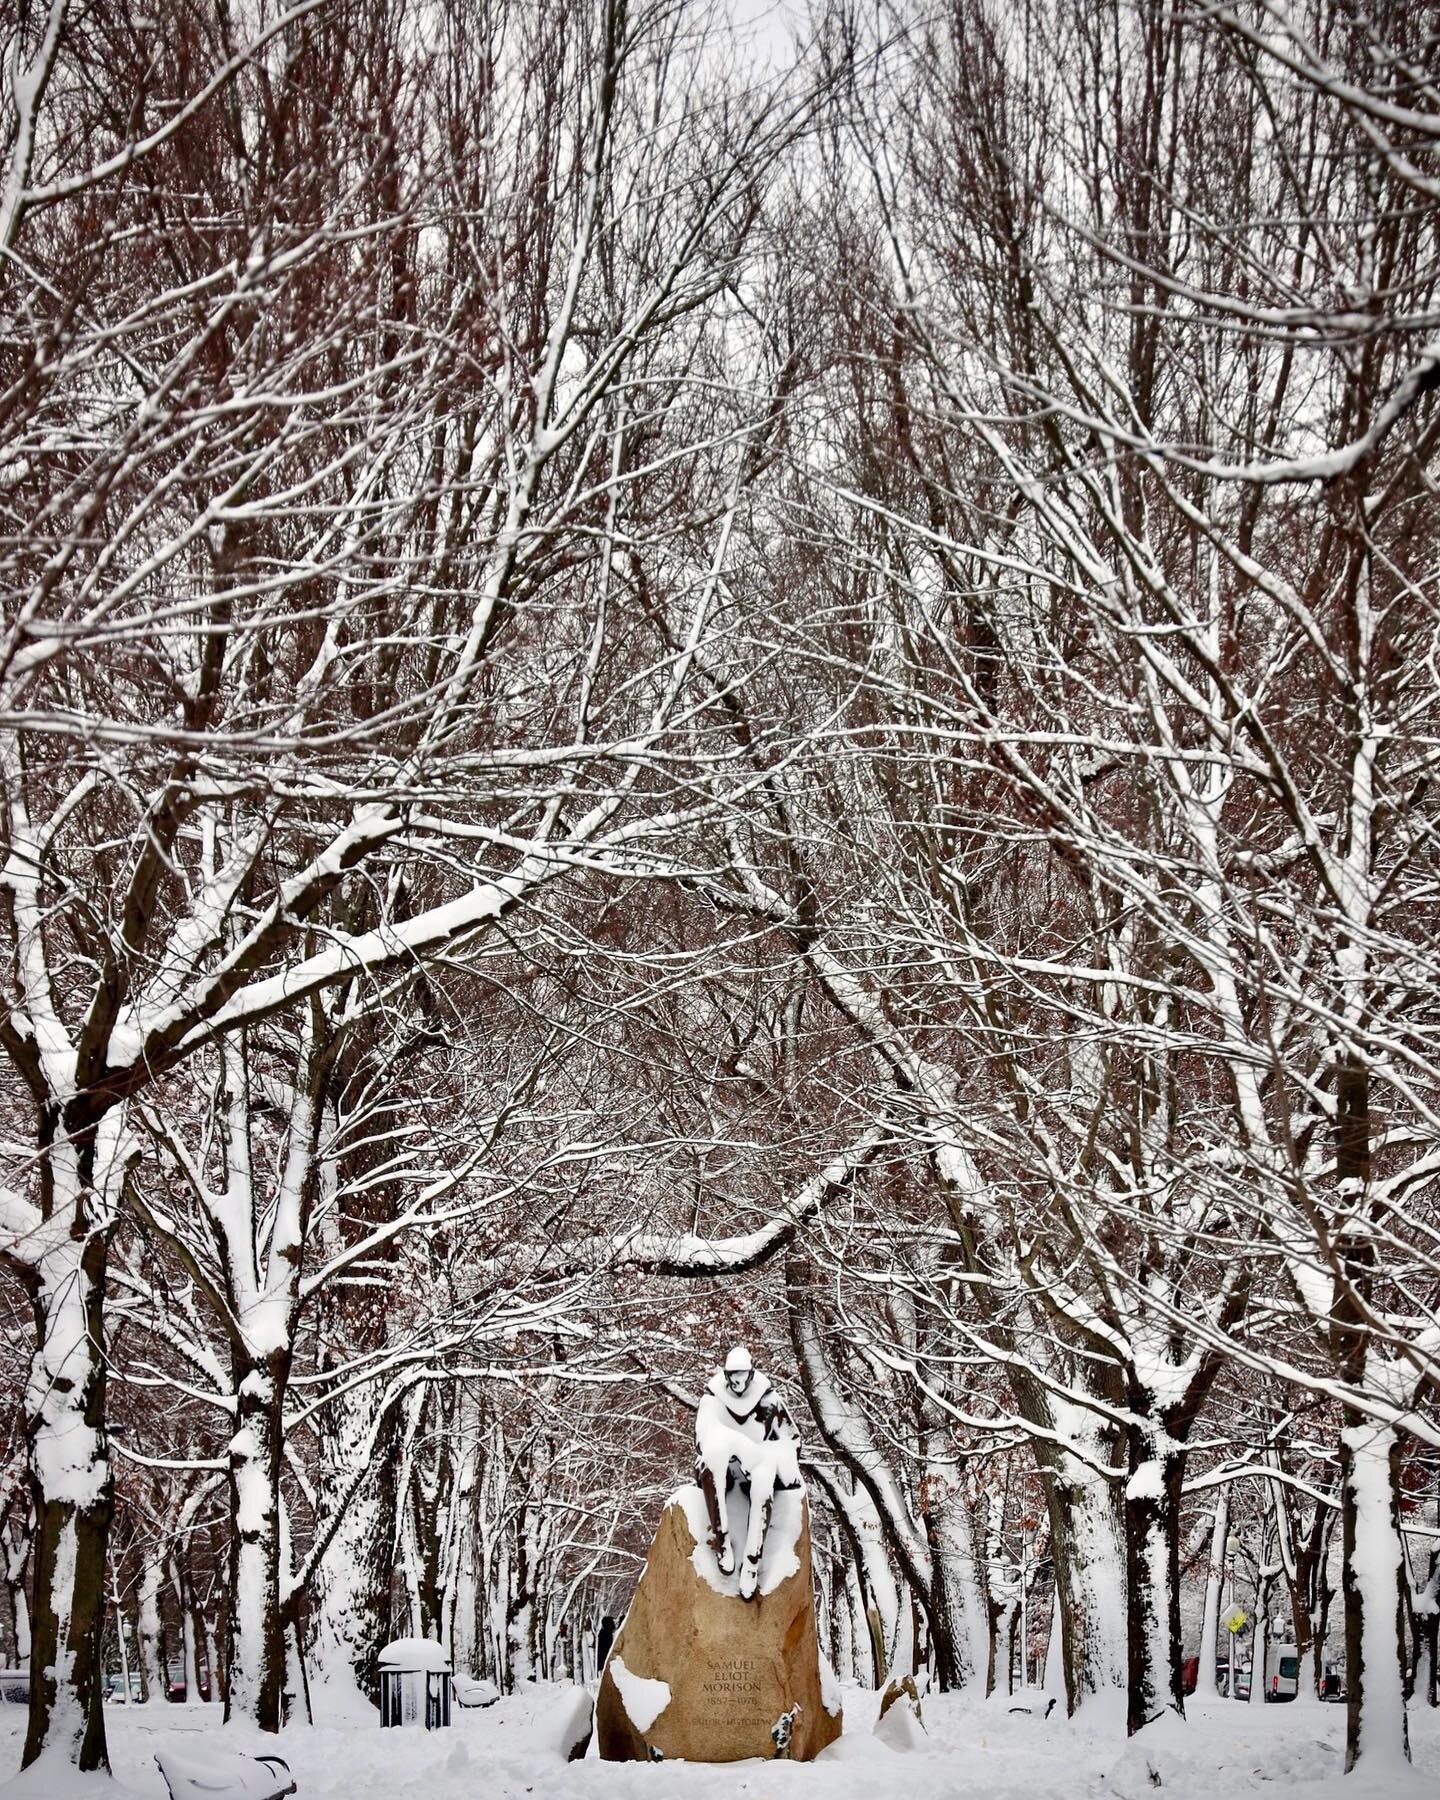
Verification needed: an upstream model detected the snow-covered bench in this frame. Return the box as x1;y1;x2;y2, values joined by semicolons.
155;1747;296;1800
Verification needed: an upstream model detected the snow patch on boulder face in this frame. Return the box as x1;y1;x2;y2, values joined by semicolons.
676;1480;802;1597
608;1656;670;1735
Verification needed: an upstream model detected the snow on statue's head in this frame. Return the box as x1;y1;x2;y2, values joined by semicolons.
723;1344;754;1395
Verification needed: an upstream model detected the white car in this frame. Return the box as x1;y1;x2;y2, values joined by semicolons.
1267;1645;1300;1702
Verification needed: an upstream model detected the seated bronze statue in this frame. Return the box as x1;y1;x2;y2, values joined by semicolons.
694;1345;801;1600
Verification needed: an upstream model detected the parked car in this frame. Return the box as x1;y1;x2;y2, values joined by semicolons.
452;1676;499;1709
0;1668;28;1706
104;1671;144;1704
167;1675;211;1702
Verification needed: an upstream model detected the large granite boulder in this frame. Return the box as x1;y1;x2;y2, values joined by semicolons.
596;1483;842;1762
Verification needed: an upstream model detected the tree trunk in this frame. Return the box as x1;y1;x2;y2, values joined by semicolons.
205;1612;223;1709
1341;1420;1411;1772
922;1467;986;1690
1125;1427;1185;1735
1043;1444;1127;1719
1414;1602;1438;1711
1295;1506;1337;1705
1286;1504;1328;1705
22;1225;113;1772
1195;1493;1228;1699
4;1514;32;1670
311;1395;400;1710
176;1562;201;1701
9;1581;30;1670
832;1557;854;1682
1042;1587;1064;1698
506;1504;538;1688
1330;1034;1411;1769
806;1461;895;1684
225;1351;288;1730
1250;1555;1277;1707
113;1583;133;1706
138;1551;164;1703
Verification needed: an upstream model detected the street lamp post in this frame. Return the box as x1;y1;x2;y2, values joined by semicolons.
1225;1533;1239;1699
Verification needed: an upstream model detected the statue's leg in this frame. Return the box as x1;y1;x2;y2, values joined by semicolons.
698;1460;734;1574
739;1461;776;1601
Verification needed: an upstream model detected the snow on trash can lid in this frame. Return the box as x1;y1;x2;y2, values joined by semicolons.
378;1637;451;1673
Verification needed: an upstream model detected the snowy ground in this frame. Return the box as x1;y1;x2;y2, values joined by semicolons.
2;1684;1438;1799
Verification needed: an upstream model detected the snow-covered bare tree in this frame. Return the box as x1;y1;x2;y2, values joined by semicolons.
0;0;822;1770
803;0;1440;1769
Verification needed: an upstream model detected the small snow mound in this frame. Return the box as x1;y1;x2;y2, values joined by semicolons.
998;1683;1056;1719
1106;1709;1195;1798
545;1685;595;1761
874;1696;927;1753
0;1749;145;1800
609;1655;671;1735
304;1664;384;1725
1267;1761;1435;1800
816;1733;893;1764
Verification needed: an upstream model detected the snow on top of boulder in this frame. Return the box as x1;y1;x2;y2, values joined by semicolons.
670;1482;803;1597
608;1655;671;1735
673;1482;726;1591
377;1637;450;1672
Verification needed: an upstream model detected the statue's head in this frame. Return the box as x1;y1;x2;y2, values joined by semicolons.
722;1344;754;1396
